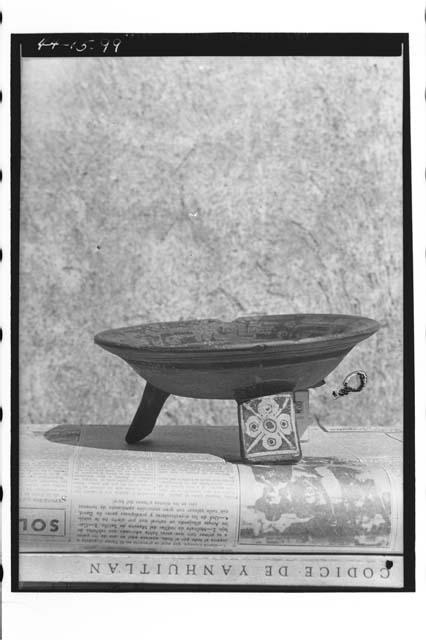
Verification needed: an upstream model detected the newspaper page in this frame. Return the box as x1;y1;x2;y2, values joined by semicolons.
19;424;403;555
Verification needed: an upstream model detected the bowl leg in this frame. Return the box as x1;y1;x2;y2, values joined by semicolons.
237;392;302;464
125;382;170;444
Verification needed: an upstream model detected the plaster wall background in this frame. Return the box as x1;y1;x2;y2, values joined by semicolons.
20;56;403;428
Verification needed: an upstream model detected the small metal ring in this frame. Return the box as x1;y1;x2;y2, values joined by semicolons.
343;370;367;393
332;370;367;398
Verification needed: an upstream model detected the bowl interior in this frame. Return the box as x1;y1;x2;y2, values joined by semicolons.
95;313;380;353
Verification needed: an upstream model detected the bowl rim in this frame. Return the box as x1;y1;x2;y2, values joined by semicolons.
94;313;381;359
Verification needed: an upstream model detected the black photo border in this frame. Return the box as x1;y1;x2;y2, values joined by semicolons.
10;32;414;592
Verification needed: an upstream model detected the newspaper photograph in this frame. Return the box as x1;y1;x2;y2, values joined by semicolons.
238;462;395;549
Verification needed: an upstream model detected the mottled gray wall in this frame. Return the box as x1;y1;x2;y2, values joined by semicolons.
20;56;403;428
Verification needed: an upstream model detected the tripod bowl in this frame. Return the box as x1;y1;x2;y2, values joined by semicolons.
94;314;380;400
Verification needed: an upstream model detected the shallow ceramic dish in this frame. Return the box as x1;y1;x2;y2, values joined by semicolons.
95;313;380;459
95;313;380;401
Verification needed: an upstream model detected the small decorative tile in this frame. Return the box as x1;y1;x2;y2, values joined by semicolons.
238;393;301;464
